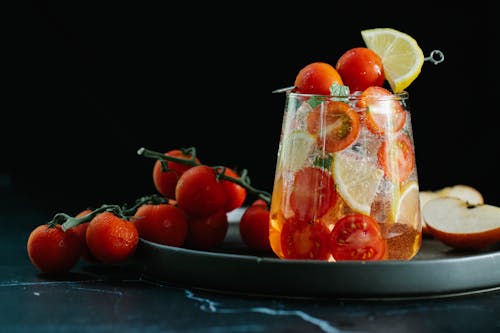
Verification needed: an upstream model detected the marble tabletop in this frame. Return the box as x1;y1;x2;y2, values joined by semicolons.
1;190;499;333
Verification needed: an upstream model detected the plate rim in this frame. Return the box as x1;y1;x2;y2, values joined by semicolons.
135;235;500;299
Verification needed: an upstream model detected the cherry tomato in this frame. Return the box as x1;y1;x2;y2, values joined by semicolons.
184;210;228;250
307;101;360;153
336;47;385;92
250;198;268;208
329;214;386;260
175;165;228;217
357;86;406;135
281;219;331;260
27;224;82;274
289;167;337;223
377;133;415;183
67;209;98;262
86;212;139;263
294;62;343;95
133;203;188;247
153;149;201;199
239;204;271;252
221;167;247;212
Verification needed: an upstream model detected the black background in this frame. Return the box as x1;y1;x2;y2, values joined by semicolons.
4;1;499;215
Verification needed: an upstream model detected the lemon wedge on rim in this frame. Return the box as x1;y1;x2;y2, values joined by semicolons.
361;28;424;93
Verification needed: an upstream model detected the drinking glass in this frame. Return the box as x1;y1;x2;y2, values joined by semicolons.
269;89;422;261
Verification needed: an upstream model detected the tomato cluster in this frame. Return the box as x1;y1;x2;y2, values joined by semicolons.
27;208;140;274
149;153;248;250
26;147;272;275
148;149;271;252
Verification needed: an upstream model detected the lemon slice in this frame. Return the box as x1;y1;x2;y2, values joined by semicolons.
395;181;420;228
280;130;316;171
361;28;424;93
333;152;384;215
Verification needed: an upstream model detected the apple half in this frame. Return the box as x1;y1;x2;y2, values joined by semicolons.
436;184;484;205
419;185;484;236
422;197;500;250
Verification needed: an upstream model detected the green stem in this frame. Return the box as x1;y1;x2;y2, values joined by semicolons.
121;194;169;215
55;194;169;231
137;147;272;206
214;167;272;205
57;204;123;231
137;147;199;167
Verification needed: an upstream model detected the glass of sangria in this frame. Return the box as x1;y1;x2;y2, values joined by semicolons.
269;86;422;261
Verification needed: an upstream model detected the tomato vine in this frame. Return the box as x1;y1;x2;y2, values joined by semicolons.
137;147;272;206
49;194;168;231
45;146;271;231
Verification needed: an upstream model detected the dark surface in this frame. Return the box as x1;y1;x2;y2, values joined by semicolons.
2;192;500;333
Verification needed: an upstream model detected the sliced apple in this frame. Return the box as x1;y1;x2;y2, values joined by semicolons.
436;184;484;205
419;184;484;236
422;197;500;250
419;191;441;235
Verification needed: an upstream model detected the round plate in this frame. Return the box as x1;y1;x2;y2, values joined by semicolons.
134;209;500;299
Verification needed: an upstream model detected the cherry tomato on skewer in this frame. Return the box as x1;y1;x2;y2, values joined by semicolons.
336;47;385;92
294;62;343;95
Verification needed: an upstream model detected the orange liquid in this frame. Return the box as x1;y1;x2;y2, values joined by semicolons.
270;189;421;260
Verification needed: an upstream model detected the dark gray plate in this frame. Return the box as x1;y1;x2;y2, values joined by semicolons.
134;211;500;300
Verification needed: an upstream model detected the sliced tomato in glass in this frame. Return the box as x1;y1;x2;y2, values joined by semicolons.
329;213;386;261
306;101;360;153
357;86;406;135
377;132;415;183
281;219;331;260
289;167;337;223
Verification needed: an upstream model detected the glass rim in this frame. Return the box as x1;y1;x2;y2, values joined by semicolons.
287;90;409;101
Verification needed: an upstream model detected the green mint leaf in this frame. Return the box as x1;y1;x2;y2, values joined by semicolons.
314;154;333;170
329;83;350;102
307;95;324;108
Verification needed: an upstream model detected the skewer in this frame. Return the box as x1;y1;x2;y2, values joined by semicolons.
272;50;445;93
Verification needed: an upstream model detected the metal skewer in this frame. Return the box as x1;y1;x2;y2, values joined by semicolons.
272;86;295;94
273;50;445;93
424;50;445;65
